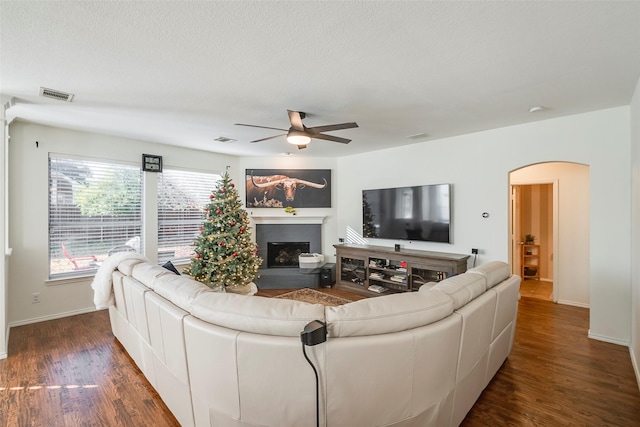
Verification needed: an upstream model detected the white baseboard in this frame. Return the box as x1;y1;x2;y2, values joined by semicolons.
588;329;630;347
557;299;590;309
8;306;99;328
631;346;640;392
1;326;8;359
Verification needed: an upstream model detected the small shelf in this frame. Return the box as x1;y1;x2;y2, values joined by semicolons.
521;244;540;280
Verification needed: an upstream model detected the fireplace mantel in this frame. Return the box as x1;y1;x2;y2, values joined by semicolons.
251;215;326;225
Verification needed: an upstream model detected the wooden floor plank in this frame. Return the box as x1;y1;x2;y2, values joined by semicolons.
1;293;638;426
0;310;178;427
462;297;640;426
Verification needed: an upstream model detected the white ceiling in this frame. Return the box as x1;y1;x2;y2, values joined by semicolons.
2;1;639;158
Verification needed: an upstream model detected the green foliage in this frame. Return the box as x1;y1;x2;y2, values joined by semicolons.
75;169;141;216
183;172;263;289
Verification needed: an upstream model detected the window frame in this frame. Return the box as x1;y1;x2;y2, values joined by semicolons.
48;154;144;280
157;167;222;265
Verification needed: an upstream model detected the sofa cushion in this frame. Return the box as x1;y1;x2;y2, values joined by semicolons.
325;289;453;337
131;262;174;289
118;258;146;276
190;293;326;337
467;261;511;289
153;274;213;311
430;273;486;310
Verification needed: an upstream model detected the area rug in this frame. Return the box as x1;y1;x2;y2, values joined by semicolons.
275;288;352;307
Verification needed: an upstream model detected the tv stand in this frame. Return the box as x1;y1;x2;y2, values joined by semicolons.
334;244;469;296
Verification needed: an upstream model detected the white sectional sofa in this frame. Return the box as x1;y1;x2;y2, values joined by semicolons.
107;259;520;427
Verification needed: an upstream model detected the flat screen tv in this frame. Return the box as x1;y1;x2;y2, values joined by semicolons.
362;183;451;243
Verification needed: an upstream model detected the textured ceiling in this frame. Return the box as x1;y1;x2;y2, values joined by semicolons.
2;1;639;158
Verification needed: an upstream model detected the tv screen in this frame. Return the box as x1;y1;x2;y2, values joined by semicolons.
362;184;451;243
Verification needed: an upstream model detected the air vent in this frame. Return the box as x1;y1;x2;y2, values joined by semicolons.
39;87;74;102
214;137;236;143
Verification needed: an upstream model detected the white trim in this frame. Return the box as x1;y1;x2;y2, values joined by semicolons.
588;329;630;347
8;306;99;328
251;215;326;225
631;346;640;392
557;299;590;309
46;275;93;286
1;326;8;359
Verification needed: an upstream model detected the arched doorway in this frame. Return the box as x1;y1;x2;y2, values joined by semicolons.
509;162;590;307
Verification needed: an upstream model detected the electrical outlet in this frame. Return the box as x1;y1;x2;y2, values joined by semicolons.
32;292;41;303
471;248;479;254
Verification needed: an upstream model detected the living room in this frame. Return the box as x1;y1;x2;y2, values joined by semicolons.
1;1;639;423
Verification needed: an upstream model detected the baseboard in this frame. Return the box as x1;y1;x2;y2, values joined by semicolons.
631;346;640;392
8;306;99;328
1;326;9;359
556;299;590;309
587;329;630;347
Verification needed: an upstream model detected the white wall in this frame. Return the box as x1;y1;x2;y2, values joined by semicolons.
631;75;640;389
336;107;631;345
511;163;589;307
0;100;8;358
7;122;238;326
237;156;339;260
4;105;636;351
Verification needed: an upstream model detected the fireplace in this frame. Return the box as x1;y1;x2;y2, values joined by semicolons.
253;222;323;288
267;241;310;268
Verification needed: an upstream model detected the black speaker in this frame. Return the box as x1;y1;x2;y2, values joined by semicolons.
318;263;336;288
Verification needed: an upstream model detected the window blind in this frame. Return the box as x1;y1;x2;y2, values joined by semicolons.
157;169;221;263
49;156;143;278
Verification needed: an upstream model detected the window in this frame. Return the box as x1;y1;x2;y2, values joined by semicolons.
157;169;221;263
394;187;414;219
49;156;143;278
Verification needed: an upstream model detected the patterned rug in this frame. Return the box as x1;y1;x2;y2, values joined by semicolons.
275;288;352;307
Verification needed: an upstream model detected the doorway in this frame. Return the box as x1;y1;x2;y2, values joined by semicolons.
509;162;590;307
511;183;554;301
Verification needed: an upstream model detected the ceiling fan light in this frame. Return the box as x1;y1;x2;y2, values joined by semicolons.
287;132;311;146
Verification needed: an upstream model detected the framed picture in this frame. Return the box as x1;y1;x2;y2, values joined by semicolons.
245;169;331;208
142;154;163;172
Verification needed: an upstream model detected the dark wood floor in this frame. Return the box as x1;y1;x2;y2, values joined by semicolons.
1;292;639;426
463;297;640;426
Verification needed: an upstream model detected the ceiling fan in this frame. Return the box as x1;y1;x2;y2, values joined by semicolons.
235;110;358;150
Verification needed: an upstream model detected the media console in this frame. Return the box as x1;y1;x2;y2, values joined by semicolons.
334;244;470;296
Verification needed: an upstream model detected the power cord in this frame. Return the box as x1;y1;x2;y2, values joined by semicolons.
301;320;327;427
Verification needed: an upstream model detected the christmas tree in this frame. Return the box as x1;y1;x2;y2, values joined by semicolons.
184;172;262;290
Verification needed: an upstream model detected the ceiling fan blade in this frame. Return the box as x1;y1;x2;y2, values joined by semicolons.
250;134;287;143
306;122;359;133
235;123;289;132
287;110;305;131
312;133;351;144
297;144;308;150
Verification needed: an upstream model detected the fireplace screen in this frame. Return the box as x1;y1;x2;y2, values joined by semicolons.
267;242;310;268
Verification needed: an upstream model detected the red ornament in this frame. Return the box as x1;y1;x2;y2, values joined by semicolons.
216;209;221;214
222;188;227;193
233;252;238;257
209;194;214;199
195;253;201;259
239;227;245;233
231;183;235;188
230;221;236;226
218;241;225;246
